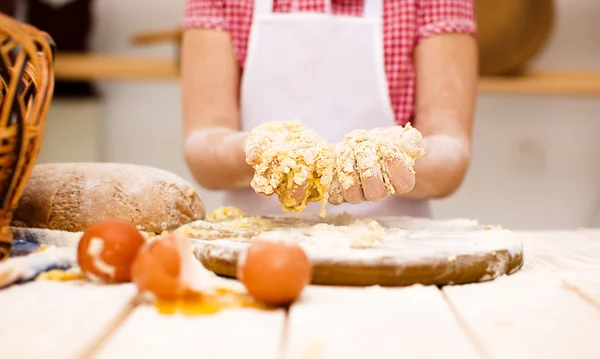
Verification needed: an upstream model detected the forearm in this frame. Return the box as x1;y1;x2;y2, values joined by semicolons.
184;127;254;190
405;33;477;199
401;134;470;199
181;29;247;190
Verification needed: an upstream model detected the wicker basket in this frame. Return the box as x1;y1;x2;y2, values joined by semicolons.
0;14;55;261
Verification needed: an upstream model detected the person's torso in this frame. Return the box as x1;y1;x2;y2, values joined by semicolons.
226;0;419;126
221;0;430;218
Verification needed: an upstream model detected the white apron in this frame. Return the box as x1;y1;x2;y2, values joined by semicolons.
222;0;430;218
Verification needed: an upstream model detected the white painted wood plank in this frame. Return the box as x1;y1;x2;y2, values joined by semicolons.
94;301;286;359
517;231;600;274
562;275;600;309
0;281;136;359
562;228;600;302
443;271;600;359
517;231;600;306
578;227;600;241
283;285;481;359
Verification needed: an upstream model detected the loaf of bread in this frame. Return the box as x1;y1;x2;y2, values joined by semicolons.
11;163;206;233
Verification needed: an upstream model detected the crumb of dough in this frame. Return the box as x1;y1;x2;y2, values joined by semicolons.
349;220;386;248
245;120;334;217
34;244;50;253
35;268;85;281
185;187;197;197
370;122;425;160
206;206;248;222
309;217;385;248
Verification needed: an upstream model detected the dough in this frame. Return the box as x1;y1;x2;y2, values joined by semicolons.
245;120;334;215
11;163;205;233
245;120;425;215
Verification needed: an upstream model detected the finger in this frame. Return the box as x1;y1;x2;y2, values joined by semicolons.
245;145;261;166
251;168;282;197
342;182;364;204
328;175;344;205
355;140;387;201
360;173;388;201
387;157;416;194
250;170;270;197
278;166;312;211
289;180;309;208
400;123;425;158
244;133;265;166
335;142;364;204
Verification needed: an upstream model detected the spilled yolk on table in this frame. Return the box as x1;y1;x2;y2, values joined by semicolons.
153;287;269;316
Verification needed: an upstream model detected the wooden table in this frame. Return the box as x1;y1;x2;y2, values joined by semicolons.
2;229;599;359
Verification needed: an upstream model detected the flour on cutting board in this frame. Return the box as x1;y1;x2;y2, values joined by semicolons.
188;213;523;282
193;225;522;264
257;217;388;249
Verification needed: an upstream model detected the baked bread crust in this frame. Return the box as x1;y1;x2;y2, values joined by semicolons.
11;163;206;233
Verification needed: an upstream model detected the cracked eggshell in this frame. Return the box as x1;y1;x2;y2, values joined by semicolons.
77;220;146;283
131;232;207;300
131;234;182;299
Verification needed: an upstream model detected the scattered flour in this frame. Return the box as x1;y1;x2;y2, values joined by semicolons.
187;214;523;283
258;216;386;250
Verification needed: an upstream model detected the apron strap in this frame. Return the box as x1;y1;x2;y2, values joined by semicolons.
363;0;384;20
254;0;274;17
323;0;331;14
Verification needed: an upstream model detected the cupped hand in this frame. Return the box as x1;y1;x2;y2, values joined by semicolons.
244;120;332;211
327;128;417;205
250;158;314;210
245;121;423;211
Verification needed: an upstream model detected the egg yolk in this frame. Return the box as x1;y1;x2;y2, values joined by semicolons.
132;232;271;316
153;287;269;316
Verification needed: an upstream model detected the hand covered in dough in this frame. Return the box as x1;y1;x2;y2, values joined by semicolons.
328;124;425;205
244;120;333;213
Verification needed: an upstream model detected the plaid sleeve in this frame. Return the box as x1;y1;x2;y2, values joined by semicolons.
183;0;229;31
416;0;477;42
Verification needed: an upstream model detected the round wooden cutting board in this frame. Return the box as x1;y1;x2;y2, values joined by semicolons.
475;0;555;75
181;215;524;287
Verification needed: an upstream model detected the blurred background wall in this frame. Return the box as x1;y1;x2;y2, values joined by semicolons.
27;0;600;230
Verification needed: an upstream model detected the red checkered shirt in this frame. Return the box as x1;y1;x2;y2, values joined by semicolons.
183;0;477;126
